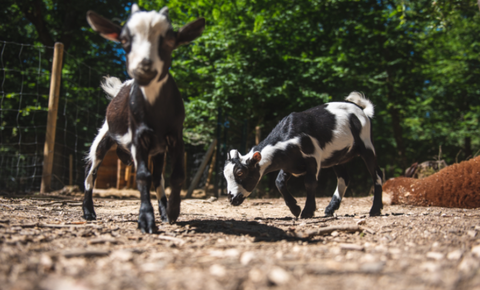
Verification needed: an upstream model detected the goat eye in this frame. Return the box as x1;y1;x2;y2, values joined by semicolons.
235;169;245;177
121;38;131;53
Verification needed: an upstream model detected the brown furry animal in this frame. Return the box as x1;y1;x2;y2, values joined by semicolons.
383;156;480;208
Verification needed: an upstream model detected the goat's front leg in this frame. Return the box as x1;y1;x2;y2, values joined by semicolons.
167;138;185;223
133;145;156;233
151;153;168;223
275;170;301;218
360;148;383;216
301;162;318;219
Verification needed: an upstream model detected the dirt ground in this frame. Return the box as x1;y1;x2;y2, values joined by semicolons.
1;190;480;290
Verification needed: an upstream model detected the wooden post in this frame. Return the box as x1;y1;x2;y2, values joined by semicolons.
116;159;122;189
255;126;261;145
186;139;217;198
69;154;73;186
204;147;216;195
40;42;64;193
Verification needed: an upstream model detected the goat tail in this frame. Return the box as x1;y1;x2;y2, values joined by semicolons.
100;76;123;100
345;91;374;118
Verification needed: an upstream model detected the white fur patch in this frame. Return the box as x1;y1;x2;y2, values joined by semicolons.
125;10;170;79
376;173;383;186
85;121;109;190
325;102;375;153
100;77;126;99
155;175;166;200
345;91;374;118
223;161;251;198
256;138;302;176
333;177;348;199
87;121;109;164
115;128;132;150
131;145;138;169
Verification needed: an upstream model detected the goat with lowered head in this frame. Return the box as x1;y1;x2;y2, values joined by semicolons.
224;92;383;218
83;4;205;233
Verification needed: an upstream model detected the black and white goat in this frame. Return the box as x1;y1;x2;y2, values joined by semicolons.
83;4;205;233
224;92;383;218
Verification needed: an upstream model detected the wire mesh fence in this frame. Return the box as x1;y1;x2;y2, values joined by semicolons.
0;41;108;193
0;40;246;196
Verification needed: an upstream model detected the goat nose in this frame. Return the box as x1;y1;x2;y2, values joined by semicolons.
140;58;153;69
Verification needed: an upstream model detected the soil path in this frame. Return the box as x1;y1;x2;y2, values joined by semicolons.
1;195;480;290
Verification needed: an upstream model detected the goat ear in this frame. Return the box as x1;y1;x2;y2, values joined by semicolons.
227;153;231;161
86;11;122;42
175;18;206;47
248;152;262;167
159;7;169;17
131;4;140;14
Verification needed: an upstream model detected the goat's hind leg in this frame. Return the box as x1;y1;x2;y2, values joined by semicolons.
83;123;113;220
360;148;383;216
325;164;350;216
167;137;185;223
275;170;301;218
151;153;168;223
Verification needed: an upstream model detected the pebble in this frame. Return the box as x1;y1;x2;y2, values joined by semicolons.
471;245;480;258
209;264;226;277
110;250;133;262
426;252;444;260
240;251;256;265
268;266;290;285
467;230;477;238
447;249;463;260
360;261;385;273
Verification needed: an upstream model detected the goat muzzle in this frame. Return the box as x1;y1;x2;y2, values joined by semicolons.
229;192;245;206
133;68;158;86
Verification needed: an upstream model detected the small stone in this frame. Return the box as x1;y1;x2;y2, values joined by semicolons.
421;262;441;272
268;266;290;285
209;264;226;277
356;219;366;225
249;268;264;283
447;249;463;261
471;245;480;258
331;231;339;237
426;252;444;260
459;256;480;273
40;254;53;271
340;243;364;251
360;261;384;273
110;250;133;262
467;231;477;238
240;251;256;265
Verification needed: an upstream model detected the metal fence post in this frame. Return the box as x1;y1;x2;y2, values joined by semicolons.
40;42;64;193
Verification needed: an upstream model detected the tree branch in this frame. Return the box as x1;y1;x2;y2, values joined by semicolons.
18;0;54;47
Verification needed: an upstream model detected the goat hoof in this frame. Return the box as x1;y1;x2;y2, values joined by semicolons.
82;212;97;220
369;209;381;217
289;205;301;218
82;205;97;220
324;211;334;217
300;210;314;219
167;200;180;224
138;209;156;234
160;212;169;223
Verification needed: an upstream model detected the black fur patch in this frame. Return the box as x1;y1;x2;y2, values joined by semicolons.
325;195;341;216
299;135;315;155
